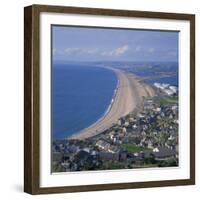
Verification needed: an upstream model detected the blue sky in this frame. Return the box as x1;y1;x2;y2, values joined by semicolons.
52;26;178;62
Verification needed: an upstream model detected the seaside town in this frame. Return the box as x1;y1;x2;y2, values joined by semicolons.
52;78;179;172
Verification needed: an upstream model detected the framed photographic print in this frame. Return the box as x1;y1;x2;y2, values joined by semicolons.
24;4;195;194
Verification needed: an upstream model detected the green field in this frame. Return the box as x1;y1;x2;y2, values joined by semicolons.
160;96;178;105
120;144;147;153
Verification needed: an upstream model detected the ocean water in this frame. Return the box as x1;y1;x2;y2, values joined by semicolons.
52;63;117;140
144;74;178;86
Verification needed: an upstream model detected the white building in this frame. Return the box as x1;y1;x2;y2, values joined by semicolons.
164;89;174;96
154;82;178;96
169;86;178;93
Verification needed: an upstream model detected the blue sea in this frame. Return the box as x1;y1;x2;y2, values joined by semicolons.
52;63;117;140
144;75;178;86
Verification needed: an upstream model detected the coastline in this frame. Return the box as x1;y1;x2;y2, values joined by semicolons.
100;73;120;125
69;68;155;140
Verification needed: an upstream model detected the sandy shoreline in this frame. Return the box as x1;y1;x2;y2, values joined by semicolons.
69;68;155;140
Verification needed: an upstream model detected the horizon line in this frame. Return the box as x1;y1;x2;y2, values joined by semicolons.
52;60;178;63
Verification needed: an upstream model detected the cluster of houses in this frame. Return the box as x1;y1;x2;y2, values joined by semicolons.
52;93;179;172
153;83;178;96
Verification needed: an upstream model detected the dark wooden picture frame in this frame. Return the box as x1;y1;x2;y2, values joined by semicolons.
24;4;195;195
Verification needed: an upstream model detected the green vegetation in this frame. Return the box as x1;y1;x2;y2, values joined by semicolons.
120;144;148;153
103;161;127;170
158;158;178;167
160;96;178;105
52;162;65;172
133;164;158;168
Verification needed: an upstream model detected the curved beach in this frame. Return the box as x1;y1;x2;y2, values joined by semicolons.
69;68;155;140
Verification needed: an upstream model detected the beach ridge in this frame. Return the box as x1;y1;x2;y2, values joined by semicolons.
69;68;155;140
